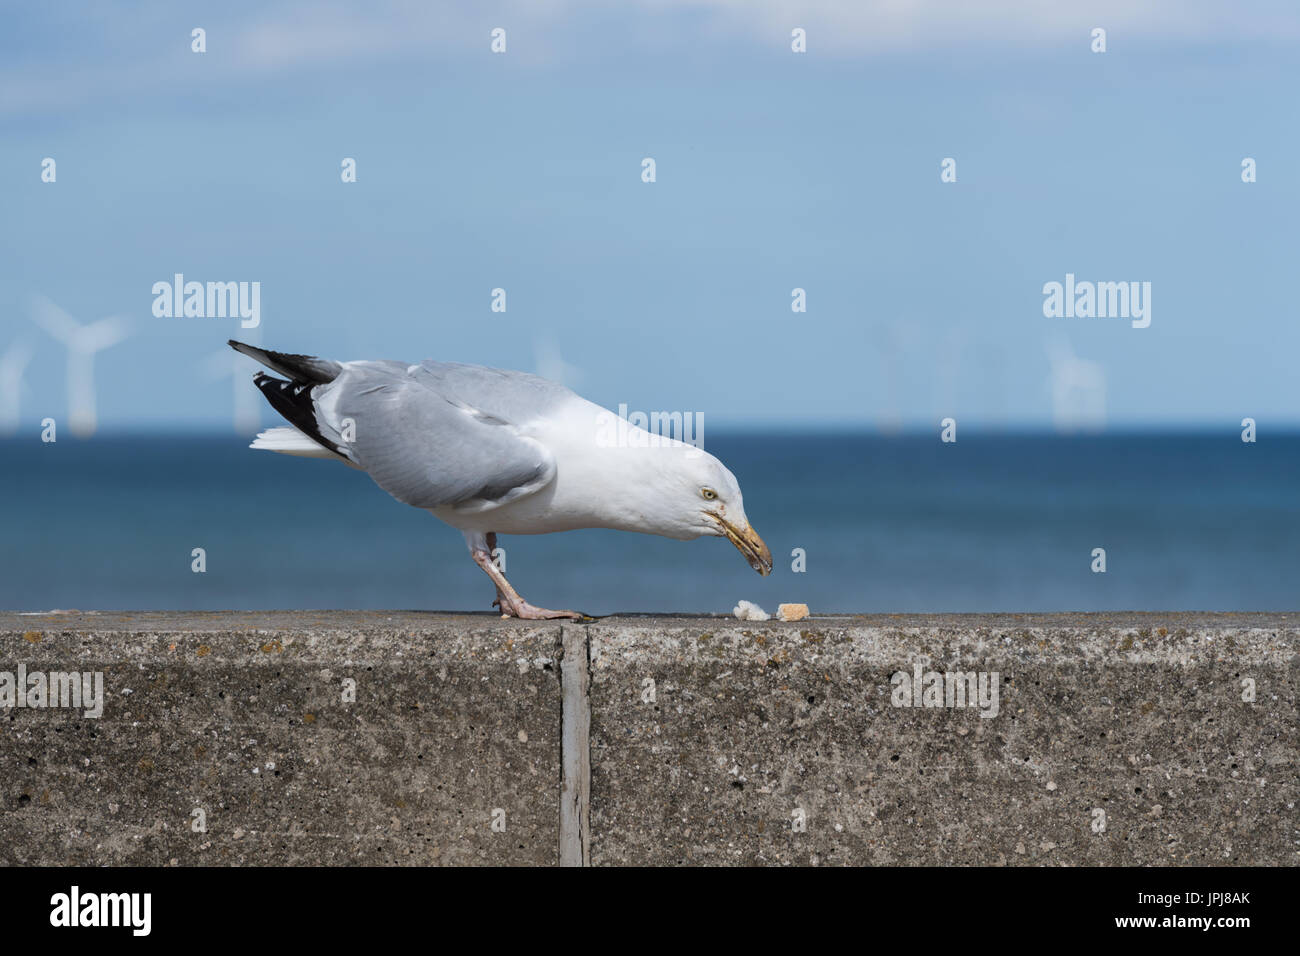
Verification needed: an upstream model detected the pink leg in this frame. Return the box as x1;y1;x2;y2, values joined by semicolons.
485;533;509;611
471;539;585;621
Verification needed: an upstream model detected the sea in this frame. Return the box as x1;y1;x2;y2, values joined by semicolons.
1;432;1296;614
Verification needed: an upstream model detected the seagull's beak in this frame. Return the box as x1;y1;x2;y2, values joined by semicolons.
708;512;773;576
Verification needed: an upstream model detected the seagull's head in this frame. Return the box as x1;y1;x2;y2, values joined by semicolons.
667;450;772;576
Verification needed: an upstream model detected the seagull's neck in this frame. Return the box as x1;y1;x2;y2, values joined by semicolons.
533;403;703;539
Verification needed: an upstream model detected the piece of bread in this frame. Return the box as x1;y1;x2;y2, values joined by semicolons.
732;600;770;621
777;603;809;622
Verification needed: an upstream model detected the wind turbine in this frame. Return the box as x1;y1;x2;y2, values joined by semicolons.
870;318;918;434
935;324;969;425
0;338;36;436
200;324;264;434
1046;335;1106;433
533;336;581;389
30;295;130;438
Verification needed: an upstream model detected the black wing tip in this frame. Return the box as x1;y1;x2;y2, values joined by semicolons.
230;341;341;385
251;371;346;456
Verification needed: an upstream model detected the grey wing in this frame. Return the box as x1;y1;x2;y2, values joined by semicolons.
314;363;556;511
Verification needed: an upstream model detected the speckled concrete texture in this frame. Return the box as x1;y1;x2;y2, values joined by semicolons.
0;611;563;865
2;611;1296;866
587;614;1299;865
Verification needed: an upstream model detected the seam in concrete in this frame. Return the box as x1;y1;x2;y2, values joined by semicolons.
558;623;591;866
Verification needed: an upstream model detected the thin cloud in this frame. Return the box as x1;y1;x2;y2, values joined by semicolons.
3;0;1296;117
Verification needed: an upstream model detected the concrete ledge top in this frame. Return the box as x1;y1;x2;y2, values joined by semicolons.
4;612;1296;669
4;610;1300;632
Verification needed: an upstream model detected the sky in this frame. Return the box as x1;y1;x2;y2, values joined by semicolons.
1;0;1297;433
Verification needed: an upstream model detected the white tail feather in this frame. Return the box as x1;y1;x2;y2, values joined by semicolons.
250;426;355;465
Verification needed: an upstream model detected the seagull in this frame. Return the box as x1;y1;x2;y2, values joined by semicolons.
229;340;772;619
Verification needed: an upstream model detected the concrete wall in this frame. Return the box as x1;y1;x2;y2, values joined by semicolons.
1;612;561;865
2;612;1296;866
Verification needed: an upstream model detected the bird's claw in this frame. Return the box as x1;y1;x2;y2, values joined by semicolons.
498;597;585;620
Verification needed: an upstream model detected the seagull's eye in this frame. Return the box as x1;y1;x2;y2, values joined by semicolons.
701;487;717;500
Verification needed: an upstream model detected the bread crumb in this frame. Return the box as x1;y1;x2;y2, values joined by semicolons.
777;603;809;622
733;600;770;621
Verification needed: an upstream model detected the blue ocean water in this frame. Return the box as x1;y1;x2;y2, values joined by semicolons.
1;432;1296;613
